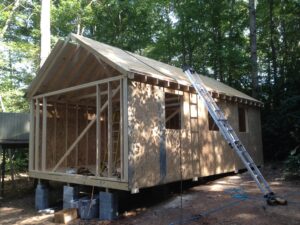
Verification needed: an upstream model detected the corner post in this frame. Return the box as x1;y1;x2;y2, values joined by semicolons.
29;99;35;171
35;98;40;170
122;77;128;181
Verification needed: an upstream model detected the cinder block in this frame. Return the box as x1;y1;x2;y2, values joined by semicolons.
99;192;118;220
63;185;79;209
35;183;49;210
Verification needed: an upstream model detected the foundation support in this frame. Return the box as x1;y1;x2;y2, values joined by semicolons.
99;191;118;220
63;185;79;209
35;182;49;210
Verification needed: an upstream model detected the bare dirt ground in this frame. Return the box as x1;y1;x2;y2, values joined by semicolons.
0;164;299;225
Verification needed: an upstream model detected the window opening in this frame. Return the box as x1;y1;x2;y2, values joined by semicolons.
165;93;182;129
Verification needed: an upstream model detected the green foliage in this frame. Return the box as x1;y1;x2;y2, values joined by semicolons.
0;0;299;163
284;147;300;179
4;150;28;173
0;0;40;112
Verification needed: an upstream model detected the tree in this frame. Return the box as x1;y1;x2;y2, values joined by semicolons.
0;0;21;39
40;0;51;66
248;0;259;98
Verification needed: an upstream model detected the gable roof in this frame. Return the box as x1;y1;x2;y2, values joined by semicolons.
28;33;261;104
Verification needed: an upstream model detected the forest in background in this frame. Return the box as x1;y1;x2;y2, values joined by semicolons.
0;0;299;165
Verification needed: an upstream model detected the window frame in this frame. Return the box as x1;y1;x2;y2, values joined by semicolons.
238;106;248;133
164;92;183;130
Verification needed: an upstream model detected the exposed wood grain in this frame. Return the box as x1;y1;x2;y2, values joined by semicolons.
41;97;47;171
107;82;112;177
29;100;35;171
34;99;40;170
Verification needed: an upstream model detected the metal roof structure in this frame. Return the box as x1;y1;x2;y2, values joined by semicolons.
0;112;29;145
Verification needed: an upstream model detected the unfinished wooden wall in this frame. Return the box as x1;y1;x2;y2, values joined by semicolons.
43;103;96;171
128;80;263;190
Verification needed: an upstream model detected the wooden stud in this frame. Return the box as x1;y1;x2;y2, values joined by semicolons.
53;103;57;168
120;79;123;180
85;105;89;166
122;77;128;181
65;104;68;167
29;100;35;171
35;99;40;170
52;117;96;172
107;82;112;177
52;84;121;172
41;97;47;171
75;104;78;167
96;85;101;176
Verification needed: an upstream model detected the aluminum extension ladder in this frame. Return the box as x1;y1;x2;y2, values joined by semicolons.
183;67;286;205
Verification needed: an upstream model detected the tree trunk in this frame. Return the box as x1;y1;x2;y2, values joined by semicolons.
227;0;235;86
181;17;187;66
248;0;258;98
269;0;278;85
0;0;20;39
40;0;51;67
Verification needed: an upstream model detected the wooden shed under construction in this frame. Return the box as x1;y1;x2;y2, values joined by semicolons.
27;34;263;193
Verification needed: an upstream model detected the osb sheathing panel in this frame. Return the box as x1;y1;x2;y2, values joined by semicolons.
128;81;263;189
198;100;263;176
128;82;195;188
165;130;181;183
128;82;163;189
233;106;263;170
198;100;236;177
181;92;193;179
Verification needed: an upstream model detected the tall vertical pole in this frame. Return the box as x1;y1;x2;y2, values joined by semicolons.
1;146;5;197
41;97;47;171
96;85;101;176
119;79;123;180
75;104;78;167
107;82;112;177
122;78;128;181
29;100;35;171
65;104;68;167
35;98;40;170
